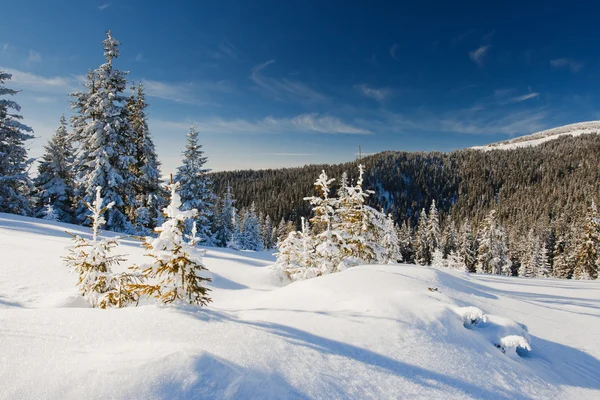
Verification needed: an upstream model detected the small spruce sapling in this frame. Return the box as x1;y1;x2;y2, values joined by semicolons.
64;187;139;308
132;180;212;305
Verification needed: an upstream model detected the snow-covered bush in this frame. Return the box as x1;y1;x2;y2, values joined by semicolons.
455;306;487;328
132;181;212;306
64;187;139;308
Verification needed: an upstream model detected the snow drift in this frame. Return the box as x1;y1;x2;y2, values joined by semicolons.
1;213;599;399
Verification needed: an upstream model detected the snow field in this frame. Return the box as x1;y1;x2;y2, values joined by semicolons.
1;213;599;399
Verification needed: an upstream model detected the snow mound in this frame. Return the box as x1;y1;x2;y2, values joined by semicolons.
472;120;600;151
454;306;531;358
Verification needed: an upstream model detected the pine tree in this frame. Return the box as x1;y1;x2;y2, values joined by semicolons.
477;210;511;275
0;71;34;215
415;208;431;265
335;164;383;267
175;125;216;244
305;170;342;273
241;203;264;251
33;115;75;222
64;187;139;308
553;230;574;279
427;200;441;253
69;31;135;233
442;217;458;258
273;217;318;281
519;229;538;278
127;82;165;234
572;201;600;280
133;181;212;305
229;207;243;249
381;214;401;264
214;183;235;247
398;220;414;264
460;220;477;272
262;215;275;249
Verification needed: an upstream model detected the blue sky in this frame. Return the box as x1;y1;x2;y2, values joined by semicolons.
1;1;599;172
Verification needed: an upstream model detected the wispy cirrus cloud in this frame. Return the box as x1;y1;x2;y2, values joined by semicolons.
450;30;474;48
98;3;110;10
214;39;241;60
494;88;540;104
550;58;583;73
355;84;391;102
469;45;490;66
381;106;547;136
251;60;327;103
390;43;400;60
26;50;42;66
141;78;233;105
154;113;371;135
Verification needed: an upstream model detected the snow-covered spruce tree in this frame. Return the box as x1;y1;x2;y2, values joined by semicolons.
476;210;511;275
415;208;431;265
304;170;342;274
427;200;441;254
133;181;212;305
460;220;477;272
381;214;401;264
241;203;264;251
175;125;216;245
335;164;385;268
42;203;60;221
431;248;446;268
262;215;275;249
69;31;136;233
519;229;539;278
214;183;235;247
127;82;165;234
553;230;574;279
572;201;600;280
64;187;139;308
442;217;458;259
33;115;75;222
229;207;243;249
0;71;34;215
538;242;551;277
398;220;415;264
273;217;318;281
275;217;295;244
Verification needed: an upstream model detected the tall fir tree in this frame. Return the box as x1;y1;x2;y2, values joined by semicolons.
427;200;441;253
477;210;511;275
174;125;216;244
241;203;264;251
69;31;136;233
127;82;165;234
0;71;34;215
460;220;477;272
572;201;600;280
441;217;458;258
398;220;415;264
33;115;75;222
415;208;431;265
214;183;236;247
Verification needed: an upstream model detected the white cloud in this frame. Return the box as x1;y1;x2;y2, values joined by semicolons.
251;60;327;103
153;113;371;135
355;84;391;102
390;43;400;60
383;107;547;136
550;58;583;73
33;96;57;104
469;45;490;66
141;78;233;105
98;3;110;10
26;50;42;66
2;43;12;52
507;92;539;103
216;39;240;60
135;53;144;62
0;67;83;94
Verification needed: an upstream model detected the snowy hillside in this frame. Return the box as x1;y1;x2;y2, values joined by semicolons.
472;121;600;151
1;213;599;399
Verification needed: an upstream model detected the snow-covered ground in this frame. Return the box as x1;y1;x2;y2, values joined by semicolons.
1;213;599;399
472;121;600;151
